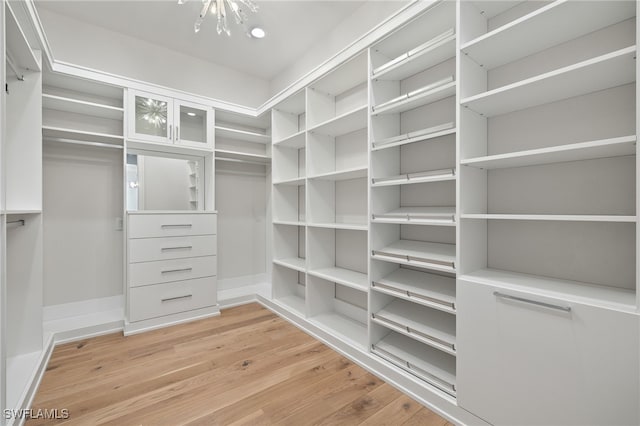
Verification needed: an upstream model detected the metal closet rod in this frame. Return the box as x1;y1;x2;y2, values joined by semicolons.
7;219;25;227
44;137;124;150
215;156;268;166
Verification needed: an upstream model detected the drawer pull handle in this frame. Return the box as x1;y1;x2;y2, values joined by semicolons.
493;291;571;312
161;246;193;251
161;224;193;228
161;267;193;274
161;294;193;302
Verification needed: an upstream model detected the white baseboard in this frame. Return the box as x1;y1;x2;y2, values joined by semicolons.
218;274;270;309
217;273;268;291
123;306;220;336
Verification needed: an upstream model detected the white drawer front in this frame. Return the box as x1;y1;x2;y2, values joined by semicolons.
129;235;217;263
128;276;217;322
128;255;217;288
128;213;217;238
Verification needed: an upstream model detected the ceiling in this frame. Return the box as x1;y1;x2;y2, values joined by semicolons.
35;0;368;81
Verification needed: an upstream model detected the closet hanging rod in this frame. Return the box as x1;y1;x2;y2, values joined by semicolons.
44;137;124;150
215;156;269;166
7;219;25;228
6;55;25;82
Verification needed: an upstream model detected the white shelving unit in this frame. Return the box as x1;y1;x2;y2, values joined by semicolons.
215;110;271;164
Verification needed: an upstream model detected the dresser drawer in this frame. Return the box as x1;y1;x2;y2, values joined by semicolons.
128;213;216;238
128;276;217;322
129;235;217;263
128;255;217;288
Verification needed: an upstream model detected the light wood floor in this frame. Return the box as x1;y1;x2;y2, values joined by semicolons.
28;303;451;426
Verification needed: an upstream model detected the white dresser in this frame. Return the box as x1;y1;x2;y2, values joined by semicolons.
125;211;219;334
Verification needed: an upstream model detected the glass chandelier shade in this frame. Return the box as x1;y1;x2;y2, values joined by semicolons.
179;0;258;36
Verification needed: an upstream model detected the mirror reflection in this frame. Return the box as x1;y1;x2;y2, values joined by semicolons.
126;152;203;211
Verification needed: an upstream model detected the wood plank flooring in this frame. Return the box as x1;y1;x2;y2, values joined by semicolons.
28;303;451;426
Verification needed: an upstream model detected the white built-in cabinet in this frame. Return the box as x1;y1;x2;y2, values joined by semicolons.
270;1;640;424
127;89;214;150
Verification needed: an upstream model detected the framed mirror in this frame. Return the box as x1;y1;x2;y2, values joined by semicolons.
126;150;205;211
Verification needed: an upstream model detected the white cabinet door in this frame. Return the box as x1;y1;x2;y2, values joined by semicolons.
128;89;174;144
457;279;639;426
174;100;214;149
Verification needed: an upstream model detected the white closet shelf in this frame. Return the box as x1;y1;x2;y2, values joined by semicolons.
215;125;270;144
42;94;124;120
310;313;368;349
461;0;636;70
6;2;41;72
372;206;456;227
307;105;367;137
273;177;306;186
6;350;44;411
373;31;456;81
273;130;305;148
461;214;636;223
460;268;636;312
372;123;456;151
372;331;456;396
372;240;456;273
308;222;368;231
308;167;367;181
273;220;306;227
273;257;306;272
372;298;456;355
308;267;368;292
214;149;271;163
42;126;124;145
372;168;455;187
274;295;306;317
372;268;456;314
372;80;456;116
461;46;636;117
461;135;637;170
4;210;42;215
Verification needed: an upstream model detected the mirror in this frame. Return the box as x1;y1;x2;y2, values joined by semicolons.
126;151;204;211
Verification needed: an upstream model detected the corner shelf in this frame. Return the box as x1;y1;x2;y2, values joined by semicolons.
461;1;636;69
42;93;124;120
273;177;306;186
307;105;367;137
308;267;368;292
308;167;367;181
307;222;368;231
461;135;637;170
215;149;271;164
274;130;305;148
273;257;306;273
372;240;456;274
461;46;636;117
215;125;270;144
275;295;306;317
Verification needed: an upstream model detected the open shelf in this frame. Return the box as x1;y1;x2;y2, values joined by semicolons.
308;222;367;231
373;29;456;82
273;177;306;186
308;267;368;292
460;268;636;312
273;257;306;273
215;125;270;144
275;295;306;317
372;79;456;116
461;214;636;223
372;240;456;274
308;167;367;181
372;298;456;355
42;93;124;120
372;168;455;187
372;123;456;151
461;46;636;117
273;220;305;226
215;149;270;164
461;1;636;69
273;264;306;317
274;130;305;148
462;135;637;170
372;331;456;396
6;2;41;72
311;312;368;349
42;125;124;146
372;206;456;227
372;267;456;314
307;105;367;137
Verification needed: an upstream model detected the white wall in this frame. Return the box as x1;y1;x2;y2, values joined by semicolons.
37;8;270;108
269;1;410;97
141;156;191;211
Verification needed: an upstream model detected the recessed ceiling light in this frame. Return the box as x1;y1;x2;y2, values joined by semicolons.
187;112;197;117
249;27;266;39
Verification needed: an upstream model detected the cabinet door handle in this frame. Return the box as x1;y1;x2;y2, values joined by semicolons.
493;291;571;312
169;124;173;141
161;267;193;274
176;126;180;142
161;294;193;302
161;246;193;251
161;224;193;228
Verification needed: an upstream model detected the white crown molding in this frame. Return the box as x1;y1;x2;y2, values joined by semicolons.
22;0;436;117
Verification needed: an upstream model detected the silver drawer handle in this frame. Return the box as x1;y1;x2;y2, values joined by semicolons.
161;246;193;251
161;294;193;302
493;291;571;312
161;224;193;228
161;267;193;274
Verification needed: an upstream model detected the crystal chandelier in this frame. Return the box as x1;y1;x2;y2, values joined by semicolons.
136;98;167;128
178;0;258;36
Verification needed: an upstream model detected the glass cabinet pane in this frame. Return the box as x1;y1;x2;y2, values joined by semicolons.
135;95;168;138
179;104;208;144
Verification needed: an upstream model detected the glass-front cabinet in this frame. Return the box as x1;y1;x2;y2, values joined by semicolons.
127;89;214;149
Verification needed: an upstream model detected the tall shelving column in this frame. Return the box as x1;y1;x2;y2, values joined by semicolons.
456;1;638;424
271;91;307;317
367;1;458;398
305;52;369;351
